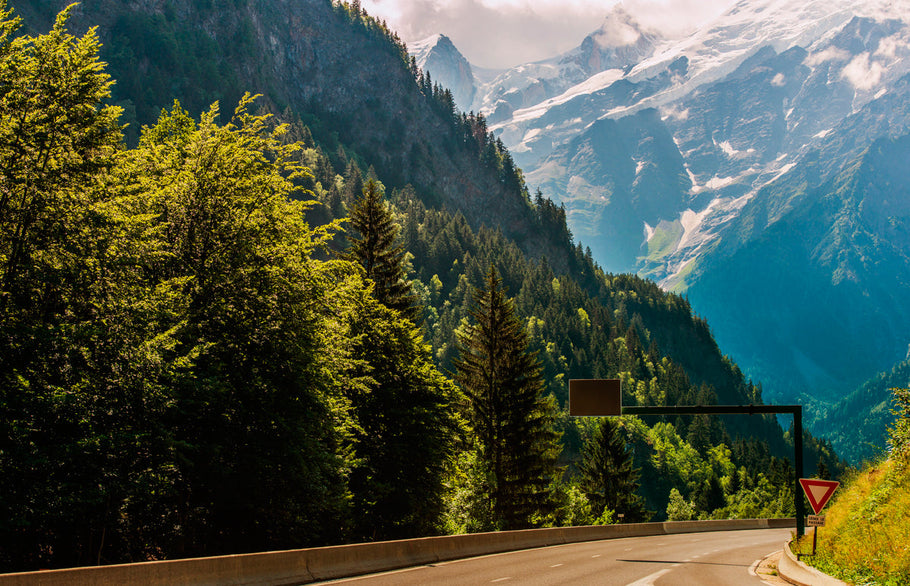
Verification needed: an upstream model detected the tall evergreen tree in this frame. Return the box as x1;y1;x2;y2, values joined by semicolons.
344;180;453;540
347;179;420;321
453;266;562;530
578;418;650;523
345;293;456;540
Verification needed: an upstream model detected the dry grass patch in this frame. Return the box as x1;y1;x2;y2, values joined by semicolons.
793;459;910;585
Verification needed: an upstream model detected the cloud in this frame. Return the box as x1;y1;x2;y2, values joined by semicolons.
362;0;730;69
803;47;851;67
840;53;884;91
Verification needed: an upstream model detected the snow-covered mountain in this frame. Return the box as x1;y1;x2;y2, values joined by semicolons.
412;0;910;414
411;5;663;117
474;6;663;121
410;33;477;111
502;0;910;278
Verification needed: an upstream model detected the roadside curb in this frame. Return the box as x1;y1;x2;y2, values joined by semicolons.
778;540;849;586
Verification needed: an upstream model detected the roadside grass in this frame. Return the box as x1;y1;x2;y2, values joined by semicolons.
792;458;910;585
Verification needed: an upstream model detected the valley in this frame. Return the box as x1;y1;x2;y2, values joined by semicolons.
415;0;910;450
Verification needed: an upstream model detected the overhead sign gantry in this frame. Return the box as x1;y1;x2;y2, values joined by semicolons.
569;379;808;537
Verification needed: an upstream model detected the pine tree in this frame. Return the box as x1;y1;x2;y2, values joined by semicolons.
345;292;456;540
453;266;561;530
347;179;420;321
577;418;650;523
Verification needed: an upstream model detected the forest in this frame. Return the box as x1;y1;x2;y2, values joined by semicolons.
0;2;844;572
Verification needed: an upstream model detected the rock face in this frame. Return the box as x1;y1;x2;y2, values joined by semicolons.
410;34;476;112
426;0;910;402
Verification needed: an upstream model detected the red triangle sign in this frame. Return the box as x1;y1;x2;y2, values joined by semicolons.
799;478;840;515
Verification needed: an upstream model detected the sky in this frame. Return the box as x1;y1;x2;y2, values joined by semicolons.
360;0;734;69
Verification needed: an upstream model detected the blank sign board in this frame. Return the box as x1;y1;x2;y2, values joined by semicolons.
569;379;621;416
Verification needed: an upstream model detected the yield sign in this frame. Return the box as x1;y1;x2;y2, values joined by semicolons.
799;478;840;515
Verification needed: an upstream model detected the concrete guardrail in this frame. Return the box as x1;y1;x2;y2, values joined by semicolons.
0;518;795;586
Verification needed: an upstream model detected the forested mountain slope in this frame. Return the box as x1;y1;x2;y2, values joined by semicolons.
418;0;910;412
11;0;564;264
7;0;793;417
819;359;910;465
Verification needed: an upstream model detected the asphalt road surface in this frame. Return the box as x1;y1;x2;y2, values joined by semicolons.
318;527;791;585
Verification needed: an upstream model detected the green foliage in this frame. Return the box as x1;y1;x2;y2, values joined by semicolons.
453;267;562;530
0;1;842;571
888;387;910;466
343;196;456;540
346;179;420;322
0;5;456;568
0;3;126;568
666;488;695;521
112;96;355;557
577;418;649;522
797;458;910;585
821;360;910;465
548;480;596;527
104;8;244;144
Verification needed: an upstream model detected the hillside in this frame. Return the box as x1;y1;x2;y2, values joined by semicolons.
11;0;567;266
820;359;910;464
795;387;910;584
4;0;798;421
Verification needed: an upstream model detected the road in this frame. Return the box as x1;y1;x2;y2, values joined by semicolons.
317;528;791;585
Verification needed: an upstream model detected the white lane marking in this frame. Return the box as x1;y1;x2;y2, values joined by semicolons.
491;578;511;583
592;554;601;558
550;563;564;568
625;568;673;586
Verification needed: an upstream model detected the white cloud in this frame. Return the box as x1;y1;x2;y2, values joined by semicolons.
361;0;731;69
841;52;884;91
875;35;900;59
660;104;689;121
803;47;851;67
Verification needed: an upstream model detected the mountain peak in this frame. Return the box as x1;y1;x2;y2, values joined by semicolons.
590;5;647;50
566;5;660;76
409;33;476;111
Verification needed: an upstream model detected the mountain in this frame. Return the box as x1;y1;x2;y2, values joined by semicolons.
2;1;841;568
410;34;476;113
437;0;910;412
820;359;910;465
411;5;662;119
12;0;570;267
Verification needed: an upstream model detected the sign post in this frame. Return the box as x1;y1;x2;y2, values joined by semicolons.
797;478;839;558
